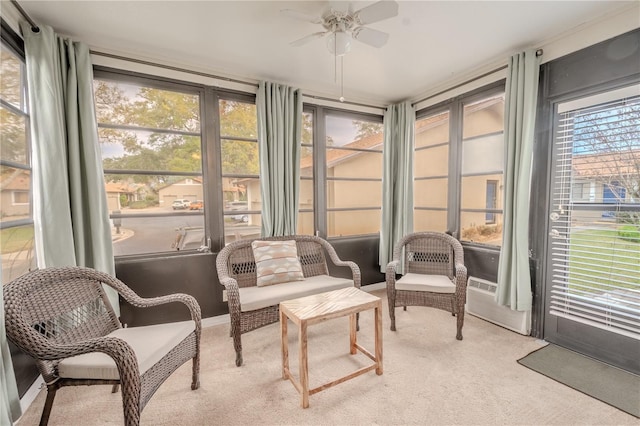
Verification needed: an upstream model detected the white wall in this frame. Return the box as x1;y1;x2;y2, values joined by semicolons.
412;3;640;111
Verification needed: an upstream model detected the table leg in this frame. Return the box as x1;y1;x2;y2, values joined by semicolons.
349;313;357;355
375;303;383;375
281;310;289;380
299;321;309;408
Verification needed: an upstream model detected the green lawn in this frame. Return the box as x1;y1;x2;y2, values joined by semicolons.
567;228;640;293
0;225;35;254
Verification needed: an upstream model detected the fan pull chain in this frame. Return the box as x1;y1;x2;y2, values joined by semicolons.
340;56;345;102
334;35;338;84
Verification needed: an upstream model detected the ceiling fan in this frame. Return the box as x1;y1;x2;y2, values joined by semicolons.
282;1;399;56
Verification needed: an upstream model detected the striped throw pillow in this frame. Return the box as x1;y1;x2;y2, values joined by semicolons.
251;240;305;287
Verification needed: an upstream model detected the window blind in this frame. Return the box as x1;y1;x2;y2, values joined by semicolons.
549;91;640;340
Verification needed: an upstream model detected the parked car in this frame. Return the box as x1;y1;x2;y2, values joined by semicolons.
172;199;191;210
227;201;249;222
189;200;204;210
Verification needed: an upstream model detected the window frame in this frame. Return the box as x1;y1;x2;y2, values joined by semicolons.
93;66;208;258
90;68;387;257
316;105;384;239
415;80;506;250
1;20;36;283
216;91;260;243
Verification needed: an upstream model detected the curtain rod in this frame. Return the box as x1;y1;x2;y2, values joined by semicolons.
91;51;385;110
91;50;260;88
10;0;39;32
412;48;543;107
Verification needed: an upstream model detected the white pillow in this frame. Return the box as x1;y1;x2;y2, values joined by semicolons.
251;240;305;287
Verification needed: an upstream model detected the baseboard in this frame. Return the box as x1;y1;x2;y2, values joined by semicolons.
202;313;230;328
363;282;386;292
18;375;44;422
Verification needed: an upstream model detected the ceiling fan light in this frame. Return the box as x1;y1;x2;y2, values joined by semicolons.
327;31;352;56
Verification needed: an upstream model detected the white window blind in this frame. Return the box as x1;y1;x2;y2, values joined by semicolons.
549;88;640;340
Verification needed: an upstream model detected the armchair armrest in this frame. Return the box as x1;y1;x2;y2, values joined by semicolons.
120;292;202;326
385;260;400;287
454;262;468;300
99;271;201;330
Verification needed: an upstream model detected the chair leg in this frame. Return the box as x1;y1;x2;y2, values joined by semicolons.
233;331;243;367
230;312;243;366
403;306;407;311
388;293;396;332
356;312;360;331
456;309;464;340
111;384;119;393
39;385;58;426
192;344;201;389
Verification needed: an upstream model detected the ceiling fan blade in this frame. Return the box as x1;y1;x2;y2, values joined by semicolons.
290;31;329;47
354;0;399;25
280;9;323;25
352;27;389;48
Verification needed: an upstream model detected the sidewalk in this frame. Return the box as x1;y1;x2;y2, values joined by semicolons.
112;227;134;243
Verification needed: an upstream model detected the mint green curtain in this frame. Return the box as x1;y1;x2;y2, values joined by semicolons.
256;81;303;237
1;270;22;424
21;24;117;312
496;50;541;311
379;101;415;273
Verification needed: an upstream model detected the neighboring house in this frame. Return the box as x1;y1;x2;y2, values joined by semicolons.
300;133;384;236
570;149;639;220
105;181;150;212
157;177;203;206
222;177;245;203
0;169;30;219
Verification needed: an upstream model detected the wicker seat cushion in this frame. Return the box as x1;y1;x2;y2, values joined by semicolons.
395;273;456;294
57;320;195;380
239;274;353;312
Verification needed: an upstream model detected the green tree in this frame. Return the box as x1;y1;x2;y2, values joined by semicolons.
0;50;27;165
219;100;259;175
94;81;204;187
353;120;383;140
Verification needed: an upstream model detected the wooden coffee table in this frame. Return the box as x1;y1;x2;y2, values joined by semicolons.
279;287;383;408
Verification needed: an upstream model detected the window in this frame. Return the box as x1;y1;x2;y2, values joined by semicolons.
485;180;498;224
12;190;29;205
460;92;505;246
93;76;204;256
219;98;260;244
325;114;383;237
1;38;36;283
414;110;449;232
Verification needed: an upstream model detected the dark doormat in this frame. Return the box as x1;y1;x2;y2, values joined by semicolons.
518;344;639;418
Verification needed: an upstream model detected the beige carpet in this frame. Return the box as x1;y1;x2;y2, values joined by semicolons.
17;290;638;425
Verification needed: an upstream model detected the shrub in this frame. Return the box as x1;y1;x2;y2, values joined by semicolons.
618;224;640;243
128;201;149;209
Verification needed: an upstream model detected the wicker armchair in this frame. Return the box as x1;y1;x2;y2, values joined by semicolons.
3;266;201;426
386;232;468;339
216;235;361;366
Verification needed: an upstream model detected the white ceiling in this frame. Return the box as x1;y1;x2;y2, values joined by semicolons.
13;1;636;105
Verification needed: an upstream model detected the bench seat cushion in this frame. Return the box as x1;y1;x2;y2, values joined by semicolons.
239;274;354;312
57;320;195;380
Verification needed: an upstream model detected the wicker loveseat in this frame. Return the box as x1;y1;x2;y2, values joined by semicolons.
216;235;361;366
